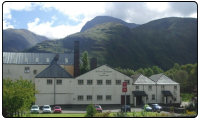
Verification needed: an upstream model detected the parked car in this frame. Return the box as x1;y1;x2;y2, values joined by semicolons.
121;105;131;112
143;104;152;112
42;105;51;113
94;105;103;112
151;104;162;112
53;106;62;113
30;105;40;114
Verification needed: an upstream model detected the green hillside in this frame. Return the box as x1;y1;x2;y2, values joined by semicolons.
26;17;197;70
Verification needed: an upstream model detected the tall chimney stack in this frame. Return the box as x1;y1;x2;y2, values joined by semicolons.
90;57;97;70
74;41;80;77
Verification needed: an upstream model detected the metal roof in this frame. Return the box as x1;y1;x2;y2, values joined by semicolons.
3;52;74;65
35;61;73;78
150;73;178;84
131;74;155;84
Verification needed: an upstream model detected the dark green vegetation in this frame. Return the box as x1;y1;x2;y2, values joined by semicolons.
26;17;197;70
3;78;37;117
3;28;49;52
80;51;90;74
85;104;97;117
181;93;195;102
116;63;197;93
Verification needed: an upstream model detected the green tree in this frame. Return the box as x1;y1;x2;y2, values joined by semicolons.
80;51;90;74
151;66;163;74
174;70;189;92
85;104;97;117
3;78;37;117
144;68;154;77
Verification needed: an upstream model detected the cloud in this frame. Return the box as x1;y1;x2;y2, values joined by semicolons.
3;20;14;29
27;17;85;39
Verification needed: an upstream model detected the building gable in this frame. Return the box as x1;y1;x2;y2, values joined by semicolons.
134;74;155;84
76;65;132;80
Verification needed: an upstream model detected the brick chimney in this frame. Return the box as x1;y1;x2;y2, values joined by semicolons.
74;41;80;77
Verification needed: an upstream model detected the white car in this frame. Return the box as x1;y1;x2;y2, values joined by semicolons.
30;105;40;114
42;105;51;113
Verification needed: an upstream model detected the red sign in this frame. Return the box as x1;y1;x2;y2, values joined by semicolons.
122;82;127;87
122;87;127;92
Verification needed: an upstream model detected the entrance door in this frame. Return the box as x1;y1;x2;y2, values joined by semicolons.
121;95;130;105
136;96;143;106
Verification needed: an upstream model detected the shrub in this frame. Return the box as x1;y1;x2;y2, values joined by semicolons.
169;106;174;113
94;111;111;117
185;110;197;117
140;110;147;117
85;104;97;117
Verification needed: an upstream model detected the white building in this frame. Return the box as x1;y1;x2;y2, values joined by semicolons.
34;59;180;106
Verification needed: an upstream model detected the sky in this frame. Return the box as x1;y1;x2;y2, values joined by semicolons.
3;2;197;39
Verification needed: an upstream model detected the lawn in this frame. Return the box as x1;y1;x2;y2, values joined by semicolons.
24;113;85;117
24;112;172;117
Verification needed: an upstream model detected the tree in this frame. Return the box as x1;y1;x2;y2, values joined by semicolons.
80;51;90;74
151;66;163;74
85;104;97;117
3;78;37;117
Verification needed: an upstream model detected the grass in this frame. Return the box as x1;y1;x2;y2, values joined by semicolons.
24;113;85;117
23;111;172;117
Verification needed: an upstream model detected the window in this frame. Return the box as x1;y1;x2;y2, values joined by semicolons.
33;70;37;75
56;80;62;85
87;95;92;101
161;85;165;90
106;80;111;85
77;95;84;101
97;95;103;101
78;80;84;85
124;80;130;85
152;94;155;100
148;85;152;91
136;85;139;90
106;95;112;101
24;67;30;73
116;80;121;85
174;85;177;90
47;79;52;85
87;80;93;85
97;80;103;85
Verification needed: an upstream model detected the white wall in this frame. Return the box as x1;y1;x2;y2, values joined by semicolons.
3;64;47;82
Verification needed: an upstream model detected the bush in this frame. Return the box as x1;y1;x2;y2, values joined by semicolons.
94;111;111;117
85;104;97;117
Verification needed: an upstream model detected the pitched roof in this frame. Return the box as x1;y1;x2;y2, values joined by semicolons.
150;73;178;84
35;60;72;78
3;52;74;65
131;74;155;84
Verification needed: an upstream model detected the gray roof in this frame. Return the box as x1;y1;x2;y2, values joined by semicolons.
131;74;155;84
35;61;72;78
3;52;74;65
150;73;178;84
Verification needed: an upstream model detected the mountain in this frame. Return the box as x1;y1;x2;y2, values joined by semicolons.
26;17;197;70
80;16;138;32
3;29;49;52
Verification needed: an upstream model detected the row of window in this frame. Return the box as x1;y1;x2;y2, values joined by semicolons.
77;95;112;101
23;58;69;63
135;85;177;91
78;79;130;85
47;79;62;85
24;67;37;75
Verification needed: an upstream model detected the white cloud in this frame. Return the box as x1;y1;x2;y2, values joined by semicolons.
3;20;14;29
145;2;169;12
27;17;85;39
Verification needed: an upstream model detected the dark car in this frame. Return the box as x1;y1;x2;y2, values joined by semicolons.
121;105;131;112
53;106;62;113
151;104;162;112
95;105;103;113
